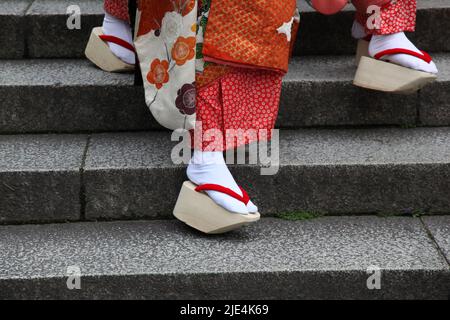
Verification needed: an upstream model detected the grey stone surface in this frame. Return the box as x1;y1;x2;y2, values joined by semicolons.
0;59;161;133
280;56;417;127
26;0;103;58
84;128;450;219
278;127;450;165
0;134;87;223
0;58;131;87
232;128;450;215
0;217;448;299
412;0;450;53
0;0;32;58
84;132;182;220
0;56;433;133
419;53;450;126
423;216;450;263
3;0;447;58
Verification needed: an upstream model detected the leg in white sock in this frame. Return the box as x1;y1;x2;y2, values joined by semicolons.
368;32;438;74
102;12;136;65
187;151;257;214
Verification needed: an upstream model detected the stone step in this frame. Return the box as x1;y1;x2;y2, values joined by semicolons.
2;0;450;59
1;128;450;224
0;217;448;299
1;55;449;134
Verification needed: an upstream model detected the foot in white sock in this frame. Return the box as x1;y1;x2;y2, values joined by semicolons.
369;32;438;74
102;12;135;65
187;151;251;215
246;200;258;214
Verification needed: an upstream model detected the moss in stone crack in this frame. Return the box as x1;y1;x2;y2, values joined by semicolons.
276;211;324;221
376;211;403;218
377;209;426;218
410;210;426;218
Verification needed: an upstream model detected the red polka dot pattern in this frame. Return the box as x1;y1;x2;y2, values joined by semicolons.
355;0;416;35
104;0;130;21
194;68;282;151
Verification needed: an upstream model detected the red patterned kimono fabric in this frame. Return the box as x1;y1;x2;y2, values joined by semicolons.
194;68;283;151
193;0;296;151
104;0;417;35
354;0;417;34
104;0;129;21
104;0;417;151
201;0;298;73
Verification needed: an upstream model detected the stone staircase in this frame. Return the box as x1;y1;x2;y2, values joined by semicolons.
0;0;449;299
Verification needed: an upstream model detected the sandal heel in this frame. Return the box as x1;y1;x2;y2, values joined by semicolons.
353;56;437;94
173;181;260;234
355;39;369;65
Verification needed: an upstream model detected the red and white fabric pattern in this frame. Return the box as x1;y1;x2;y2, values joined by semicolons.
354;0;417;35
194;68;282;151
104;0;129;21
103;0;419;152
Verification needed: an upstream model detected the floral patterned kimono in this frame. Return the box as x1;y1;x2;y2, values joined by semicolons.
104;0;417;150
104;0;299;151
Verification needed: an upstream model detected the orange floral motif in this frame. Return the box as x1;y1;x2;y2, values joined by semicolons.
147;59;170;89
172;36;196;66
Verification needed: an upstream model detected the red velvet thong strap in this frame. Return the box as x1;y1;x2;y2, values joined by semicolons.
195;184;251;205
99;34;136;53
374;48;432;64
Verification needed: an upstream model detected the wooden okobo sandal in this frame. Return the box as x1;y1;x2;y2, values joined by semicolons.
353;39;437;94
173;181;260;234
85;27;135;73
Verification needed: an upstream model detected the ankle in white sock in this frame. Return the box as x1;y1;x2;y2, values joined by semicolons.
369;32;438;74
351;20;367;40
102;12;136;65
187;151;250;214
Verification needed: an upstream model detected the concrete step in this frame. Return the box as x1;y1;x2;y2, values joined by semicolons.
1;128;450;224
0;217;448;299
2;0;450;59
1;55;450;134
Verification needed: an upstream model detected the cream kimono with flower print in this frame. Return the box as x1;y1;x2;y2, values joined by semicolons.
134;0;198;130
134;0;298;131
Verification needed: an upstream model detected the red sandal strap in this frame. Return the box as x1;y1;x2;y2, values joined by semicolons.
238;186;250;205
99;34;136;53
374;48;432;64
195;184;250;205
